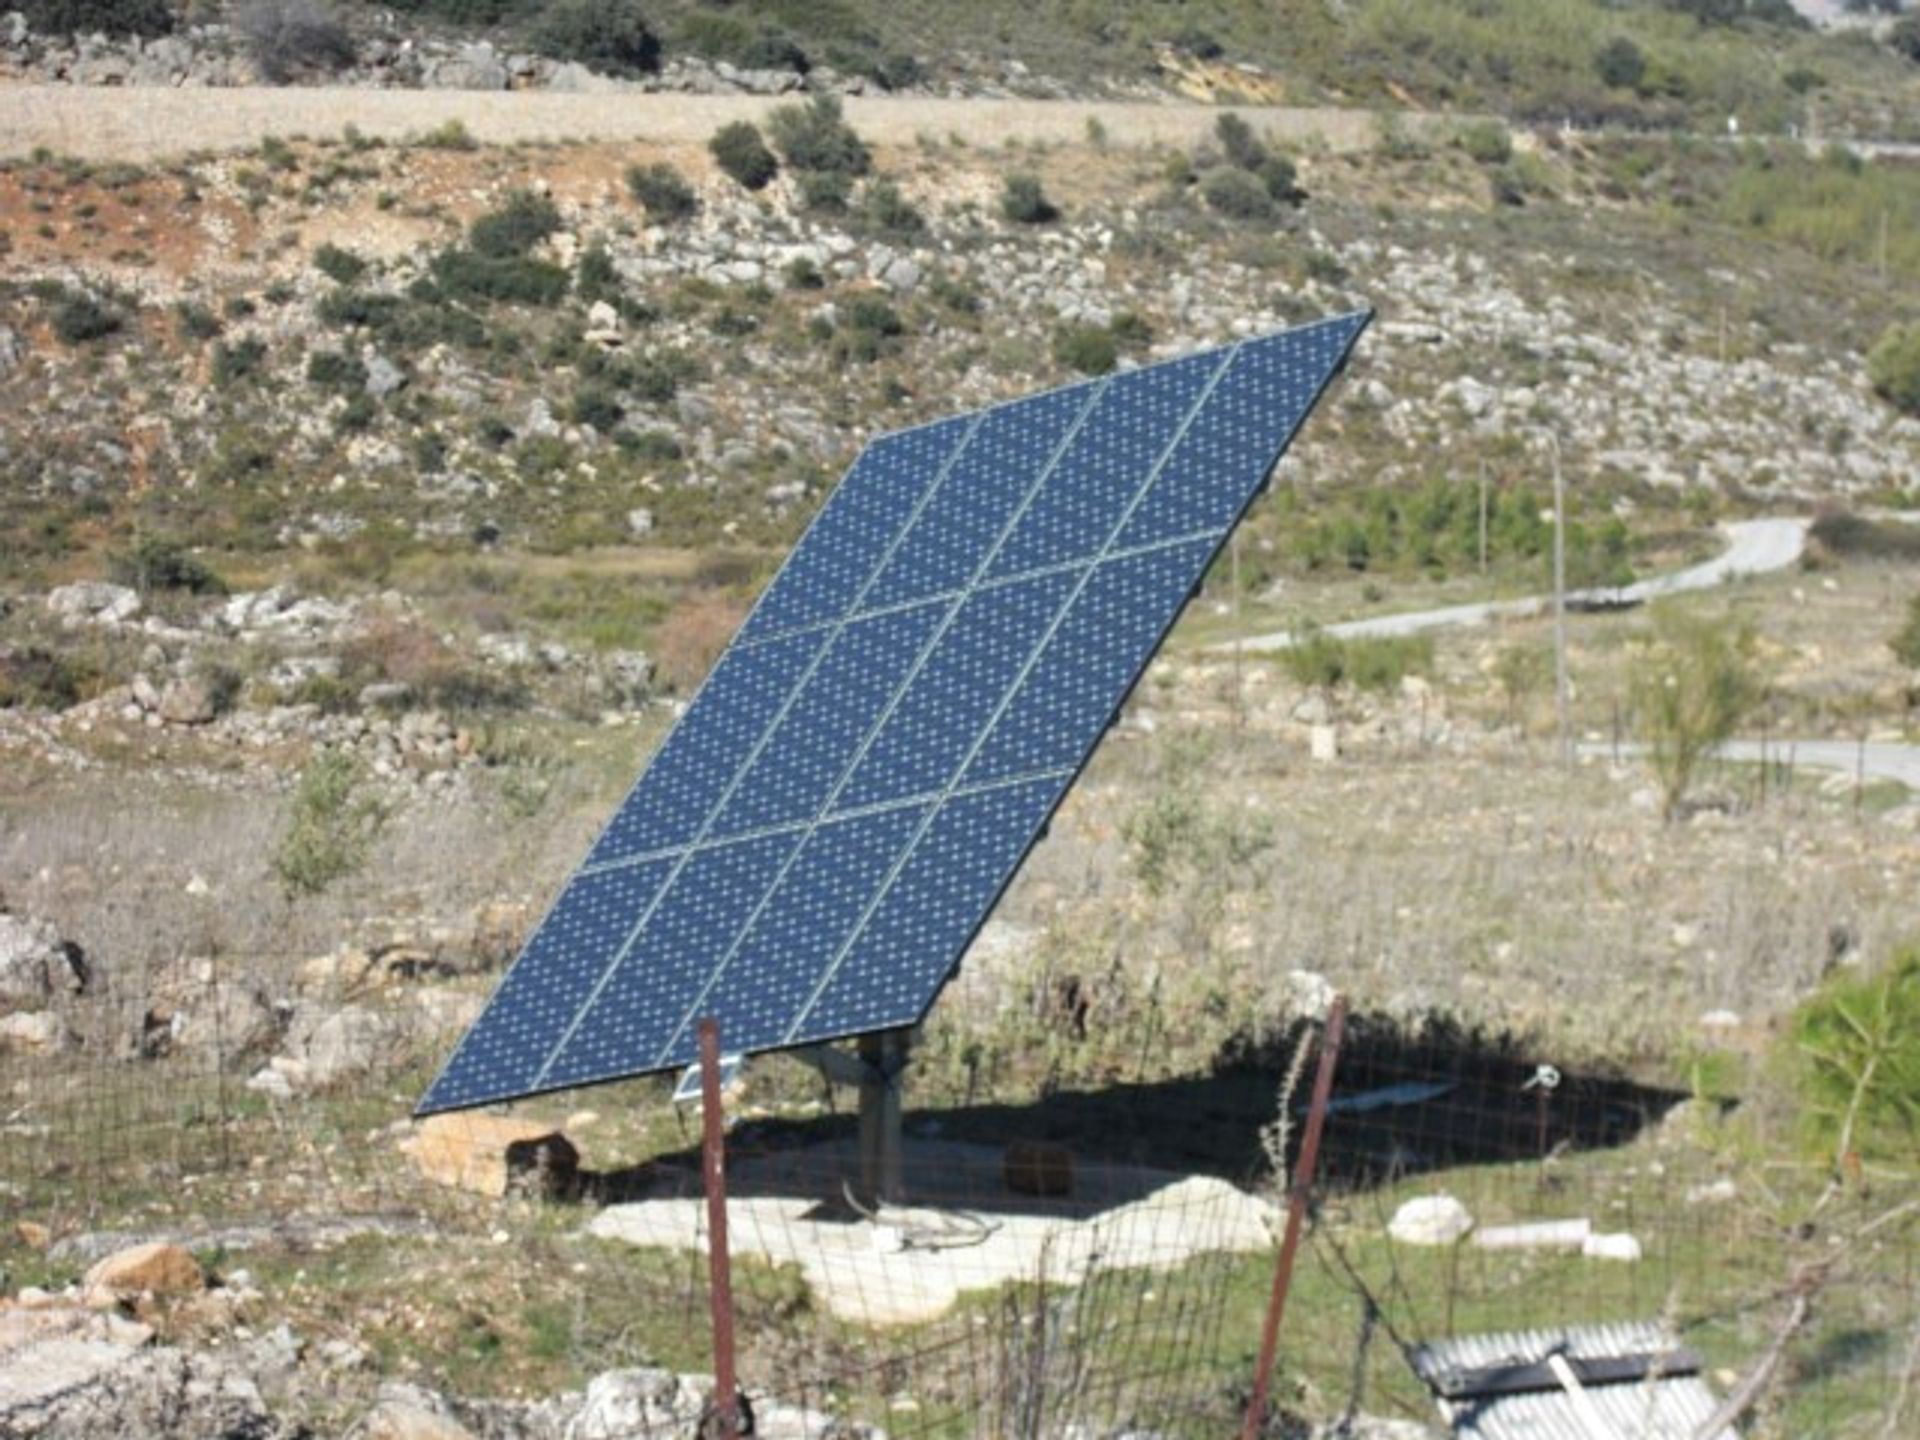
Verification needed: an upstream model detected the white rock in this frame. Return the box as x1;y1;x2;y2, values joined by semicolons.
1582;1231;1642;1262
1388;1194;1473;1247
1309;724;1339;763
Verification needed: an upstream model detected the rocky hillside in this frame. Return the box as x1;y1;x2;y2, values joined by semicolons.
4;0;1920;135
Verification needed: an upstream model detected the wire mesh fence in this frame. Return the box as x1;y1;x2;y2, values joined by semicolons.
3;937;1916;1439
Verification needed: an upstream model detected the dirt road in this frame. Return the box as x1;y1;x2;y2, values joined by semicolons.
0;84;1431;161
1229;518;1813;653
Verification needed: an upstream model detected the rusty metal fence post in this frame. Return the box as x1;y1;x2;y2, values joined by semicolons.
1242;994;1348;1440
699;1018;739;1440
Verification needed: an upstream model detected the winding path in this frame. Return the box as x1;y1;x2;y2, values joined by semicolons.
1228;517;1811;653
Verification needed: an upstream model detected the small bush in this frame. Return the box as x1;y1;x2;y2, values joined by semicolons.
312;242;367;285
783;255;824;290
767;94;870;177
212;337;269;387
678;14;807;72
272;749;388;899
52;293;122;345
0;646;98;710
306;348;367;391
1892;594;1920;670
1594;36;1646;91
1810;511;1920;562
417;118;477;151
432;249;570;306
796;169;852;214
20;0;172;37
1867;322;1920;417
174;301;221;341
528;0;660;76
1630;605;1763;822
1052;324;1118;377
710;121;779;191
1281;629;1433;693
110;535;227;595
470;189;561;259
572;383;624;433
1001;172;1059;225
236;0;355;85
1199;165;1274;222
1215;112;1265;170
1257;155;1300;204
854;178;924;238
626;162;697;222
1458;121;1513;166
1890;14;1920;64
1790;947;1920;1166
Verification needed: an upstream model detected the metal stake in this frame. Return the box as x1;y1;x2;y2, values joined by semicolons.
698;1018;739;1440
1243;994;1349;1440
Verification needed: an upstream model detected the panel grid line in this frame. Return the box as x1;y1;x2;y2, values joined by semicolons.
520;410;992;1092
727;523;1245;653
648;376;1119;1066
575;764;1081;879
780;343;1245;1045
415;310;1372;1114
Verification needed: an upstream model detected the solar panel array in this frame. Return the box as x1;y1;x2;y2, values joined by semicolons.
419;310;1371;1115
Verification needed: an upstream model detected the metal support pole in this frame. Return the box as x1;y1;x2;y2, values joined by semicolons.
857;1029;907;1206
698;1018;739;1440
1550;435;1570;769
1242;995;1349;1440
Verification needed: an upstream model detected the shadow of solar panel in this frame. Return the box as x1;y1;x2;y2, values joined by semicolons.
419;309;1370;1114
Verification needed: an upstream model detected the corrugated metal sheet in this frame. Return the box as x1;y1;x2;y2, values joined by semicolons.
1411;1321;1738;1440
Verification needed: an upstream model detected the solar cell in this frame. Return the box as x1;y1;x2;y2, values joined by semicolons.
418;309;1370;1115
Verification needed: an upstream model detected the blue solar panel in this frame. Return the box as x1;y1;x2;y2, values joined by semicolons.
419;310;1370;1114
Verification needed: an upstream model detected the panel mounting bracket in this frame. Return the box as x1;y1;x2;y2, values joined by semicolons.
791;1028;913;1207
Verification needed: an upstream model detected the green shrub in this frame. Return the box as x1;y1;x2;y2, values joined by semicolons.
312;241;367;284
854;178;924;238
1810;511;1920;562
212;337;268;387
1257;155;1299;204
1888;14;1920;64
0;646;99;710
1630;605;1762;822
1458;121;1513;166
1199;165;1274;222
767;94;870;177
1594;36;1646;91
1893;594;1920;670
626;162;697;222
1001;173;1059;225
710;121;779;191
1280;628;1433;693
782;255;824;290
528;0;659;76
1790;947;1920;1166
416;118;478;151
678;14;808;71
1052;324;1118;377
796;169;852;213
470;189;561;258
572;383;624;433
237;0;355;85
1215;112;1265;170
52;293;122;345
306;348;367;391
110;535;227;595
20;0;172;37
272;749;388;899
1867;323;1920;417
430;248;570;306
173;301;221;341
